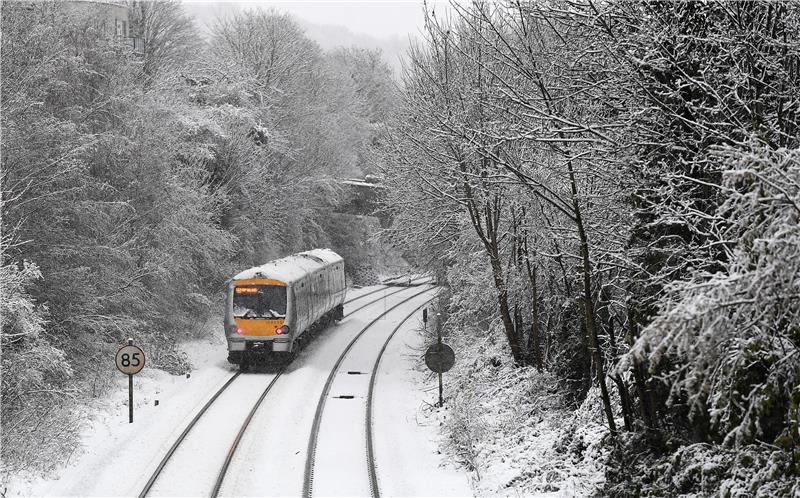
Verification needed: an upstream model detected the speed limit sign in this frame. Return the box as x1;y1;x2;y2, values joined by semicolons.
117;340;145;423
115;344;145;375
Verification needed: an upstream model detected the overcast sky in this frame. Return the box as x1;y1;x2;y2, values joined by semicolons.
183;0;434;40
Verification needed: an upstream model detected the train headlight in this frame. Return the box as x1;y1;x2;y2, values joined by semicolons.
276;325;290;335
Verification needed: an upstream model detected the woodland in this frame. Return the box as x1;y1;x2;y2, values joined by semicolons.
381;1;800;495
1;0;393;475
2;0;800;496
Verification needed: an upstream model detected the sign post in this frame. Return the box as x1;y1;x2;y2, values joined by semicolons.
423;309;455;407
129;370;133;423
115;338;146;423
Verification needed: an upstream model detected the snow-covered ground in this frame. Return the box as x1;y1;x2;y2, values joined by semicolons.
4;332;236;497
424;328;610;497
373;313;473;496
4;285;472;497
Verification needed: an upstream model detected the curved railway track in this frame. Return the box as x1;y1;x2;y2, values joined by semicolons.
302;286;436;497
137;372;243;498
365;299;432;498
343;285;389;305
343;275;431;307
339;277;430;319
138;283;431;498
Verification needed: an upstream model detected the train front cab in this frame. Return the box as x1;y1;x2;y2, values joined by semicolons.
226;277;293;366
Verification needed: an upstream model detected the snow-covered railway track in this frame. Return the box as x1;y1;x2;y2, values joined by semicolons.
137;372;240;497
343;275;432;307
207;290;427;497
211;372;284;497
138;288;420;497
343;284;390;305
364;299;431;498
302;285;436;497
138;370;285;497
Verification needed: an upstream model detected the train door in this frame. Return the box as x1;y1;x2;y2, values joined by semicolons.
322;269;330;313
311;273;318;320
337;264;344;298
300;280;309;329
333;264;342;302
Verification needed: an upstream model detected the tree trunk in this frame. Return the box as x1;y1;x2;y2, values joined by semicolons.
568;158;617;435
627;303;659;430
524;241;542;370
488;245;526;365
599;285;633;431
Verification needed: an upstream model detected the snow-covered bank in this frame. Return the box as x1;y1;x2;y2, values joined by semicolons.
427;328;610;497
3;332;234;497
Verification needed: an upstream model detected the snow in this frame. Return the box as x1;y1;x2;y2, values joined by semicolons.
424;327;610;497
5;332;236;497
5;284;473;497
146;373;281;496
341;179;387;189
233;248;343;283
382;273;431;286
309;289;450;497
372;316;473;496
344;283;390;301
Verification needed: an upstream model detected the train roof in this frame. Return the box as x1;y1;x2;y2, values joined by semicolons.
232;249;343;284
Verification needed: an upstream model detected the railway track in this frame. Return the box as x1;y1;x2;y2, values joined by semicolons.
302;286;436;497
138;284;431;497
139;368;284;498
343;275;431;307
343;285;389;305
341;277;431;317
211;373;283;497
137;372;243;498
365;299;432;498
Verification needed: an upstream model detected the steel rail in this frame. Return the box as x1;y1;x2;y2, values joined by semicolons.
343;286;408;318
365;298;434;498
302;285;436;497
343;275;431;307
343;285;389;305
211;371;285;497
138;372;242;498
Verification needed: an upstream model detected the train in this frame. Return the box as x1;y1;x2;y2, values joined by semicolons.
224;249;346;369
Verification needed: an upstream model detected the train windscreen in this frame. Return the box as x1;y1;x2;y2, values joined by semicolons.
233;285;287;318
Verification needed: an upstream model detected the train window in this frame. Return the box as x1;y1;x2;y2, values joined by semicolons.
233;285;286;318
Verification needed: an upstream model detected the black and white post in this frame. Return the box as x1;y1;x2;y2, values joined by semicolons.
423;308;456;407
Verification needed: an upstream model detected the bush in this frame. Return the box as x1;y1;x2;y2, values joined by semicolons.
1;259;81;474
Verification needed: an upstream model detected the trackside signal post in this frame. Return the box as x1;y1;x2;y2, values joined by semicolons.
115;339;145;423
423;309;455;407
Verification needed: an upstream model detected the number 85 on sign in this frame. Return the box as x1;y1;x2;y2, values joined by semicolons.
115;345;145;375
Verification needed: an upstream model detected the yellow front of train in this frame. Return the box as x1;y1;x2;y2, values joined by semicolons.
225;277;293;365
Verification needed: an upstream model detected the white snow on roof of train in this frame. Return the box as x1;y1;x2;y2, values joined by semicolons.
232;249;343;283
